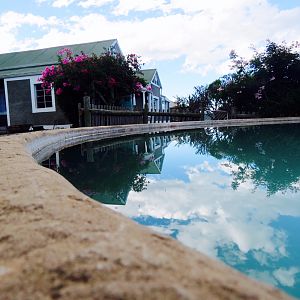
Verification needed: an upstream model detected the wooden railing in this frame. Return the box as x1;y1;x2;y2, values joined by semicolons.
78;97;202;127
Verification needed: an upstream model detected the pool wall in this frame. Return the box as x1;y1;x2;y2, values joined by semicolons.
1;118;298;300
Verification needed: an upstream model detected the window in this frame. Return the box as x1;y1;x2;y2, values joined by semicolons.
152;73;160;86
30;76;56;113
34;83;53;109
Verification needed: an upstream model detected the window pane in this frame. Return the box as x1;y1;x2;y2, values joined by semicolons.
45;98;53;107
36;95;45;108
35;83;53;109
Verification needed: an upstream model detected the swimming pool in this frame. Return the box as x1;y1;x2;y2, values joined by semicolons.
43;123;300;298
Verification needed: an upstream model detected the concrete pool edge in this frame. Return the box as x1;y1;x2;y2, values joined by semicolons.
27;116;300;162
1;118;298;299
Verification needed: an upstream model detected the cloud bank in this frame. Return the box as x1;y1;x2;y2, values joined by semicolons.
1;0;300;77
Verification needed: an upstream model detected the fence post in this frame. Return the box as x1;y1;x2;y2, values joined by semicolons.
86;144;95;163
200;103;204;121
78;103;82;127
83;96;91;127
143;104;148;124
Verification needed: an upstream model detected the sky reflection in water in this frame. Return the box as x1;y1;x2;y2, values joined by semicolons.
44;124;300;298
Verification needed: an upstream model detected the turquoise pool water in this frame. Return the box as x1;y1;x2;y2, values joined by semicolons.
43;124;300;298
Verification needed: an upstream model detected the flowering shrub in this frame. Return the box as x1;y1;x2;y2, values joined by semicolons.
39;48;147;125
39;49;146;102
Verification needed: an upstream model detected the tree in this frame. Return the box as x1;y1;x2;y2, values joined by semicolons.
178;40;300;118
250;41;300;116
175;85;210;119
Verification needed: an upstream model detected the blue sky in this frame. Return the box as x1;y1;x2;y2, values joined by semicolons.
0;0;300;100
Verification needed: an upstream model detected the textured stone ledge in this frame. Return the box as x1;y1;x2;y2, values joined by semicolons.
1;118;298;300
27;116;300;162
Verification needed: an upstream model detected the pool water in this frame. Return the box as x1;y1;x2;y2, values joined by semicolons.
43;124;300;298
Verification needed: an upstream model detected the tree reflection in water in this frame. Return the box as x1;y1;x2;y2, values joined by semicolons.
42;124;300;201
175;124;300;195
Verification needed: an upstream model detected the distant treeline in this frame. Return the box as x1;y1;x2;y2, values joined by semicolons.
176;41;300;117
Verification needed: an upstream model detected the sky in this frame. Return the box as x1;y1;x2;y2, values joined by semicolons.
0;0;300;101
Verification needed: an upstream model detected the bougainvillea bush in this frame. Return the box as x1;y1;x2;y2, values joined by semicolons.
39;48;147;125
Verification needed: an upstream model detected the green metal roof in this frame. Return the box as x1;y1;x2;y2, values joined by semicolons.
140;161;161;174
0;39;118;79
140;69;156;83
92;190;129;205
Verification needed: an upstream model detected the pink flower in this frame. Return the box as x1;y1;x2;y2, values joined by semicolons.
63;82;71;87
135;82;143;90
62;58;70;65
108;77;117;87
74;54;88;63
73;85;80;91
41;81;51;89
254;92;262;100
56;88;63;95
57;48;73;57
42;67;50;77
45;89;51;95
146;84;152;91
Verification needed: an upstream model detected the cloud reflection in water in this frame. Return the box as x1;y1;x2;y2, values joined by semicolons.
110;148;300;293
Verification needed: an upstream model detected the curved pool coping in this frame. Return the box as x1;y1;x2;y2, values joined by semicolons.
1;118;298;300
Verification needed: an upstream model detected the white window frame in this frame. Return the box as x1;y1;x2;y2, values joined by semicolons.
151;72;161;88
153;96;159;112
30;75;56;113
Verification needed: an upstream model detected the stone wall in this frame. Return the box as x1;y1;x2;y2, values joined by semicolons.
1;118;298;300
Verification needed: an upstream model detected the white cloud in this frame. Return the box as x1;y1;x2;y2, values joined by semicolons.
2;0;300;87
0;11;55;29
113;0;168;16
110;162;300;265
0;11;61;53
248;267;300;288
32;1;300;75
78;0;113;9
273;267;300;287
52;0;76;7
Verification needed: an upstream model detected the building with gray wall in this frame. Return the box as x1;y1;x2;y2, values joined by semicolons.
0;39;122;128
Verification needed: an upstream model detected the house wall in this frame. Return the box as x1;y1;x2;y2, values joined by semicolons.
149;85;161;112
7;79;68;126
151;85;161;98
135;94;144;110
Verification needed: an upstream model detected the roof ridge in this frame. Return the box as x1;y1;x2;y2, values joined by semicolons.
141;68;157;71
0;39;117;56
